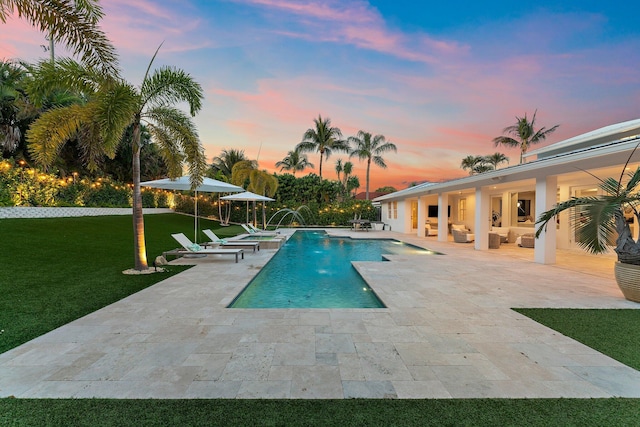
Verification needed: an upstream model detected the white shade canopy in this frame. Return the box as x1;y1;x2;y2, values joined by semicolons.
220;191;274;202
140;175;244;241
140;176;244;193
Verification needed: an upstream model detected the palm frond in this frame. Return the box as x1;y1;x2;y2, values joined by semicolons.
145;105;206;186
94;83;138;155
600;177;624;197
624;167;640;193
535;196;618;254
141;67;203;116
573;201;618;253
373;155;387;168
492;136;519;148
4;0;118;73
146;124;184;178
24;59;106;107
75;105;108;169
26;104;84;168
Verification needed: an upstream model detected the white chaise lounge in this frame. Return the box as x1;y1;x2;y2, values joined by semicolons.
169;233;244;263
202;229;260;252
241;223;280;236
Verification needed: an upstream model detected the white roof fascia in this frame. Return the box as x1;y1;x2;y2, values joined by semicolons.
524;118;640;160
374;139;640;202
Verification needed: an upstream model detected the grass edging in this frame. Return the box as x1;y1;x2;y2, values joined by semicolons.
1;398;639;426
514;308;640;370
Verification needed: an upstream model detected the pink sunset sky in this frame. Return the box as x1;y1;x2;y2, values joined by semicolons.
1;0;639;191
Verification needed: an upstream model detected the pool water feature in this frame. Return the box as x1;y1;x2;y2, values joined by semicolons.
239;234;285;249
229;230;436;308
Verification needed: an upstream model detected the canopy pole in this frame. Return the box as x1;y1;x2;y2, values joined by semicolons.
194;190;198;242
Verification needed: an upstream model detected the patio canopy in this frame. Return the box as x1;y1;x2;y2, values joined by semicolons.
221;191;275;226
141;176;244;241
220;191;275;202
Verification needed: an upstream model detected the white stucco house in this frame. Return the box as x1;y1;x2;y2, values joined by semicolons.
374;118;640;264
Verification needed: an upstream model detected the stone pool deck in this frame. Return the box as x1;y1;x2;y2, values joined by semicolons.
1;229;639;399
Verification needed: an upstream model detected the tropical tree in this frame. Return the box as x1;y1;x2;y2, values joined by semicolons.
275;148;313;175
348;130;397;200
296;115;347;179
484;152;509;170
0;0;117;72
493;110;559;163
0;60;28;154
335;158;343;182
209;148;251;180
346;175;360;197
25;48;206;271
340;161;356;199
461;155;486;175
375;186;397;193
231;160;278;226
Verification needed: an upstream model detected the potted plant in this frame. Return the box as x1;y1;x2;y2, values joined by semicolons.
535;158;640;303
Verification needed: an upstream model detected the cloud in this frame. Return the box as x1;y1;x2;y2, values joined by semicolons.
232;0;468;64
101;0;209;55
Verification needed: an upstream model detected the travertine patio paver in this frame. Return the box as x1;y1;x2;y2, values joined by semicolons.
1;229;639;399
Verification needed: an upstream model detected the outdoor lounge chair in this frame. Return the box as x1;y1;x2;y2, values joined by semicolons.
451;226;475;243
241;223;279;236
170;233;244;263
202;229;260;252
516;233;535;248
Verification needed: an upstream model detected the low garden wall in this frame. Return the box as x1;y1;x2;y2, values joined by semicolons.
0;207;173;219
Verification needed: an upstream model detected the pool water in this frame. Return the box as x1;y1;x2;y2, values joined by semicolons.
229;230;436;308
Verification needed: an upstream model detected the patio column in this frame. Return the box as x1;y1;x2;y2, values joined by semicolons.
535;175;557;264
474;187;490;250
438;192;449;241
557;185;570;249
417;196;426;237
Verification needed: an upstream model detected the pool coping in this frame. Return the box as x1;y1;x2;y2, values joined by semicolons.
1;228;639;399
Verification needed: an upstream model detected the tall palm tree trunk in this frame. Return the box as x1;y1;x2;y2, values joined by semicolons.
318;149;324;178
131;121;148;270
366;159;371;200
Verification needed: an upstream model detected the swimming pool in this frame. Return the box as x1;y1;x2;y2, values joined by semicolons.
229;230;436;308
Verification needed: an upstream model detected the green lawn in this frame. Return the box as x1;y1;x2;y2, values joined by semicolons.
1;398;639;426
514;308;640;371
0;213;244;354
1;216;639;426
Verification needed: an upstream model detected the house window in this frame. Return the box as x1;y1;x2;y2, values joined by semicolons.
387;202;392;219
393;201;398;219
458;198;466;221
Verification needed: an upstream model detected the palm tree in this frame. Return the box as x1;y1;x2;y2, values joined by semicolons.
335;159;343;182
231;160;278;227
231;160;278;196
484;152;509;170
209;148;251;179
25;47;206;271
275;149;314;175
342;161;353;187
0;0;117;72
296;115;347;179
493;110;559;163
0;60;27;154
460;155;486;175
348;131;397;200
346;175;360;197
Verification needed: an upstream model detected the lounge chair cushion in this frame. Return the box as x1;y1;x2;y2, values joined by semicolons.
188;243;203;252
451;224;467;232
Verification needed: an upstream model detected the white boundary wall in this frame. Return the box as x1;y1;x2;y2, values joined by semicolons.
0;207;173;219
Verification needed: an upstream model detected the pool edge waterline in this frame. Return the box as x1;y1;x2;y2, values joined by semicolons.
228;230;437;309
